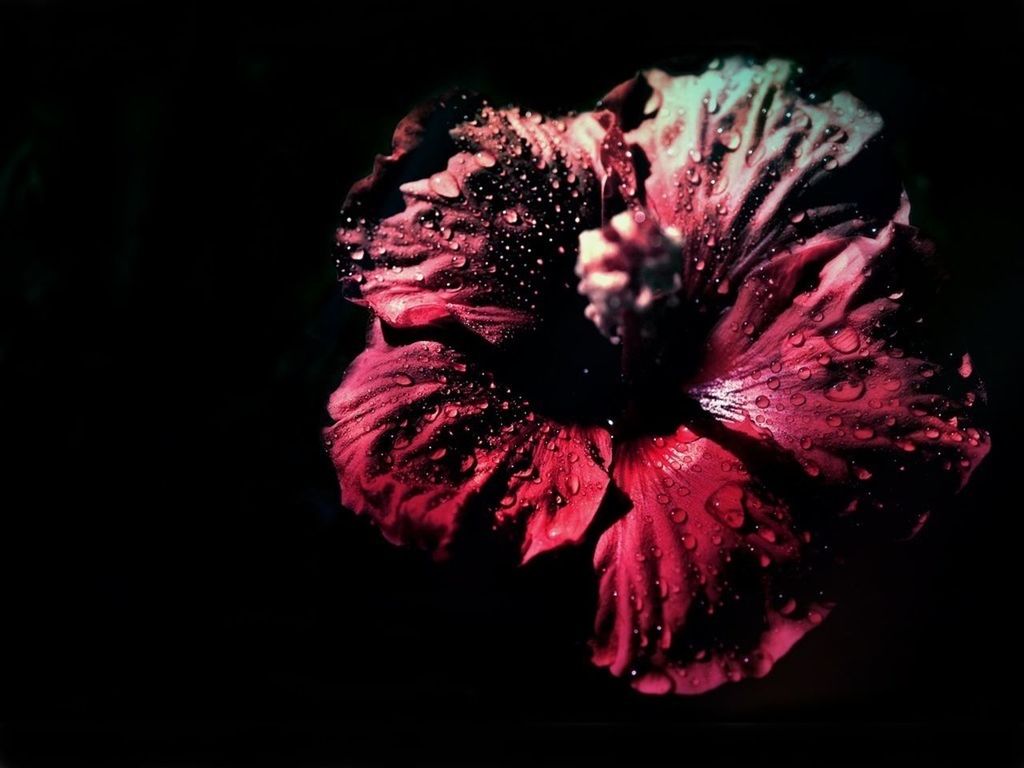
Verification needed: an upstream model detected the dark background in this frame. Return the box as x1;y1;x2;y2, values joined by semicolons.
2;2;1022;765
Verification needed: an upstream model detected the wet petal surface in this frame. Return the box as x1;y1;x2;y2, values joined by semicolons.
602;59;901;314
335;96;602;344
326;59;992;696
325;323;612;561
593;426;828;694
691;214;990;535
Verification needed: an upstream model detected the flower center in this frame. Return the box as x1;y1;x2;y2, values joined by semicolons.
576;210;701;437
576;210;682;343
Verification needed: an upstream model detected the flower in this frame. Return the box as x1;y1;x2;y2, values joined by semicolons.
324;59;990;694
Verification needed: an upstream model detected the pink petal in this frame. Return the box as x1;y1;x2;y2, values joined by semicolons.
324;322;612;562
593;427;828;694
335;95;602;344
691;213;990;534
600;59;900;306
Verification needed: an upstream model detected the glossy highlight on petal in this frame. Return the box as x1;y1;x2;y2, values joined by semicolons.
692;211;990;535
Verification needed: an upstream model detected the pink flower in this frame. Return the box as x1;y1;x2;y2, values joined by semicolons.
324;59;990;694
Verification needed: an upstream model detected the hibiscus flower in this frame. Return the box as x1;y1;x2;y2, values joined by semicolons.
323;59;990;694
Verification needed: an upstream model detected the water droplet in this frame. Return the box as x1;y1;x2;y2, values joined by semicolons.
826;326;861;354
790;393;807;406
429;447;448;460
754;395;771;409
474;150;497;168
502;209;519;224
824;378;865;402
429;171;461;199
719;130;741;150
852;426;875;440
882;377;902;393
394;373;414;386
567;475;581;495
670;507;688;524
705;483;746;529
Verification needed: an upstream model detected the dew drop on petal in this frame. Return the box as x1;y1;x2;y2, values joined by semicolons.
826;326;861;354
852;426;875;440
705;483;746;529
474;150;497;168
824;378;865;402
720;130;741;151
429;171;461;199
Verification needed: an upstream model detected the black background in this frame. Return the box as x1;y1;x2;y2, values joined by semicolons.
2;2;1022;765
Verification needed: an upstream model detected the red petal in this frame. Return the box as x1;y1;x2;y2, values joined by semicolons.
593;427;828;694
335;96;602;344
601;59;900;306
692;213;990;533
324;323;612;561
